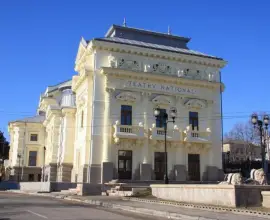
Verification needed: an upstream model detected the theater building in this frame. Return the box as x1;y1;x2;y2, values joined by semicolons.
8;24;226;183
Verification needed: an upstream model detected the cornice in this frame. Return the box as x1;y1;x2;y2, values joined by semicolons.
72;70;89;92
92;40;227;68
101;67;225;91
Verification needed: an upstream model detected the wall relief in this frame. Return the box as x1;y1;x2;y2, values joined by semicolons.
184;98;206;109
152;95;172;105
115;91;138;102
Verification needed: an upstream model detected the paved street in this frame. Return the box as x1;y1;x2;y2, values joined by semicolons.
0;193;165;220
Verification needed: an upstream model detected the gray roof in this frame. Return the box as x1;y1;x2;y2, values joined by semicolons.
10;115;45;124
94;37;222;60
42;79;72;97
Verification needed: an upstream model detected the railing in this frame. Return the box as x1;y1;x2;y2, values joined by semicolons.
157;129;165;135
183;125;211;143
191;132;199;138
120;126;133;133
150;124;181;141
113;121;144;143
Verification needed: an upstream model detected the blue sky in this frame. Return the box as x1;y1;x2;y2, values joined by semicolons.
0;0;270;139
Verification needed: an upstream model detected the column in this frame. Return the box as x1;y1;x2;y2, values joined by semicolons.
140;92;152;180
101;88;114;183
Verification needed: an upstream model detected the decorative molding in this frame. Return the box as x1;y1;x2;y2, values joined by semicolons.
152;95;172;105
115;91;138;102
108;55;141;71
93;40;227;68
101;67;224;92
184;143;210;153
184;98;207;109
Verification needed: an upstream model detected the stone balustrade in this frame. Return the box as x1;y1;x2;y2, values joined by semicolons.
149;124;181;142
183;125;211;143
113;121;144;143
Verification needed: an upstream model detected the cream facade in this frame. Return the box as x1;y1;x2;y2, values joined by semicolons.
8;24;227;183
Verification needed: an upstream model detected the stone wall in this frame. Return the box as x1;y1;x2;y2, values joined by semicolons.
151;184;270;207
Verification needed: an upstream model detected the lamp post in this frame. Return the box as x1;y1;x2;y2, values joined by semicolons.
251;113;269;173
154;107;177;184
17;154;21;182
43;146;46;182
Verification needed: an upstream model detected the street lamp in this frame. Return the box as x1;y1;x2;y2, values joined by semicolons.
154;107;177;184
251;113;269;173
17;154;21;182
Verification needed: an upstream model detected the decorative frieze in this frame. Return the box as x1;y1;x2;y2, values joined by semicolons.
108;56;141;71
108;55;219;82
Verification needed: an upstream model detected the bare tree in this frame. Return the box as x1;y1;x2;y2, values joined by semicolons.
224;121;260;160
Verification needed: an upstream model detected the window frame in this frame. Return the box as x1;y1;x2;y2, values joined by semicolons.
156;108;167;128
28;151;37;166
189;112;199;130
121;105;132;125
30;133;38;142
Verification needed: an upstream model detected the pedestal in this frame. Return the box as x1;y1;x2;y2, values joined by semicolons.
140;163;152;180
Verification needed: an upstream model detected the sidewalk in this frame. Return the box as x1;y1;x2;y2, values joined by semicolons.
6;191;270;220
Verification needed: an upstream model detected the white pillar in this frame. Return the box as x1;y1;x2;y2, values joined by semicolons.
102;88;112;162
142;92;149;164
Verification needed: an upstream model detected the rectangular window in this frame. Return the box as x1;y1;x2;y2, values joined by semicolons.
81;110;84;128
30;134;38;142
28;151;37;166
189;112;199;130
156;109;166;128
28;174;34;181
121;105;132;125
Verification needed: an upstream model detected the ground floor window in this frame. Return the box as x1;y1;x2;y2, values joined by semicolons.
188;154;200;181
118;150;132;179
28;174;34;181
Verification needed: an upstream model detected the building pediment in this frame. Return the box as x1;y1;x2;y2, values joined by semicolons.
115;91;138;102
152;95;172;105
184;98;206;109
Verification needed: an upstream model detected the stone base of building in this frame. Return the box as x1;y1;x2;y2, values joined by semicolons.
77;164;88;183
44;163;57;182
11;166;42;182
140;163;152;181
174;164;187;181
202;166;224;181
102;162;113;183
57;163;73;182
89;164;101;183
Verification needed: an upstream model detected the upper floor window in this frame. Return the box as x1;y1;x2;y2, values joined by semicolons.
121;105;132;125
28;151;37;166
81;110;84;128
189;112;199;130
30;134;38;142
156;109;166;128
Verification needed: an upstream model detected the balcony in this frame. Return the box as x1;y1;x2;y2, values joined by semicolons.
113;121;144;144
149;124;181;142
183;125;211;144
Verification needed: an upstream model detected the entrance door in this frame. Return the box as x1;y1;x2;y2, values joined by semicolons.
118;150;132;179
154;152;166;180
188;154;200;181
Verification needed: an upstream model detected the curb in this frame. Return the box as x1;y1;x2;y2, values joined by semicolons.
6;191;270;220
123;197;270;219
